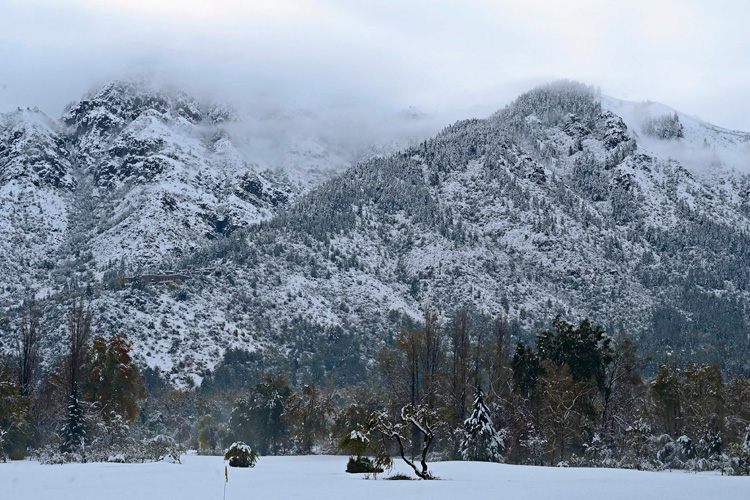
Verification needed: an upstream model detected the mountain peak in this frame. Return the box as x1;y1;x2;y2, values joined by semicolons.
62;79;205;134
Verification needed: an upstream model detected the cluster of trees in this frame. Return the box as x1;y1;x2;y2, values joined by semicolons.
0;299;152;462
191;307;750;478
2;297;750;478
641;112;684;140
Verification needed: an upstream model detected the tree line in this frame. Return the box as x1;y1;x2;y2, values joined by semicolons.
2;300;750;478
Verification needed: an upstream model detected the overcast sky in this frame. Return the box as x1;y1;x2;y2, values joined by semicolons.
1;0;749;131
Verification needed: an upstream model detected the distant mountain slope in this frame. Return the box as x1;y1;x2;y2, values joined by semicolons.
602;96;750;187
2;80;749;384
0;109;73;297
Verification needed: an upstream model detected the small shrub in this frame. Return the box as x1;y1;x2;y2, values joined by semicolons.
224;442;259;468
346;456;384;473
142;435;181;463
385;473;413;480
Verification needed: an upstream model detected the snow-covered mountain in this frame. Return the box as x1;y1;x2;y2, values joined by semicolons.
2;80;750;385
0;81;415;300
0;108;73;299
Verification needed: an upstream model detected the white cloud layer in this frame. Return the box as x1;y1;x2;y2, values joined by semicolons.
0;0;748;131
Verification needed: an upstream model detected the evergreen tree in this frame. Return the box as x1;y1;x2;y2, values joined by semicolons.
60;385;87;456
512;342;540;398
60;300;92;457
0;364;34;461
230;374;291;455
536;316;613;389
459;386;505;462
737;427;750;475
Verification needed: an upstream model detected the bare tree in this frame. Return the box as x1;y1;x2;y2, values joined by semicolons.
600;338;645;432
370;404;437;479
15;300;42;397
66;300;92;393
422;307;443;408
377;307;444;460
449;307;470;425
489;314;512;399
537;361;591;463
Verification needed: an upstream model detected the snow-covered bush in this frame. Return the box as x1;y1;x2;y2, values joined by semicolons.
33;433;181;465
141;435;181;464
725;427;750;475
622;419;653;469
34;446;81;465
676;435;696;461
519;427;548;466
579;433;618;468
224;442;258;468
655;434;681;469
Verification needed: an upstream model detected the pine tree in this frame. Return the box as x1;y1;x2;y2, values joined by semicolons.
459;386;505;462
736;426;750;475
60;385;86;457
0;365;34;462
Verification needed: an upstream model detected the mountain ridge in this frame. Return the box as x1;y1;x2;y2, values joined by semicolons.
2;80;750;385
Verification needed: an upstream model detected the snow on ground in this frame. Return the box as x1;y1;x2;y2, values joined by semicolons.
2;455;748;500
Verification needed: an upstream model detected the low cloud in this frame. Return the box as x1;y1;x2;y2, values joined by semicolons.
1;0;749;134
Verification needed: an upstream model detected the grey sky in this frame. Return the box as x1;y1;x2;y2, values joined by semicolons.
1;0;748;131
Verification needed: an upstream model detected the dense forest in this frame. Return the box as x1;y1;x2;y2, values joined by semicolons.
2;299;750;478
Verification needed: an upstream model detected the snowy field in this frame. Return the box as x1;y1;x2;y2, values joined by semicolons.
2;455;749;500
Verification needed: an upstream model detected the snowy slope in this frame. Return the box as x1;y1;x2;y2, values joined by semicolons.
0;109;74;297
0;80;427;381
159;81;749;377
602;96;750;178
61;81;293;272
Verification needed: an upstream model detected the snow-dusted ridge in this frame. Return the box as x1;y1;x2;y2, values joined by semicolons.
602;95;750;178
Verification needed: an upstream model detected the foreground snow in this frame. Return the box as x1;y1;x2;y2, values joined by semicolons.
2;455;749;500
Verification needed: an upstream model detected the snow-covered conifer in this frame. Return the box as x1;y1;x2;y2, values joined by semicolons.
459;387;505;462
224;441;259;468
60;386;87;457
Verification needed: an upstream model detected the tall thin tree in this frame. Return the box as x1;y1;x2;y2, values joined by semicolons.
66;300;92;394
15;300;41;397
450;307;470;425
60;300;92;455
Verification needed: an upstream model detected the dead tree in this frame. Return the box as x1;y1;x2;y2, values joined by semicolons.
422;307;443;408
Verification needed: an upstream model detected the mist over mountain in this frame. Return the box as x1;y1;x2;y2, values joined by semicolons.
1;79;750;385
